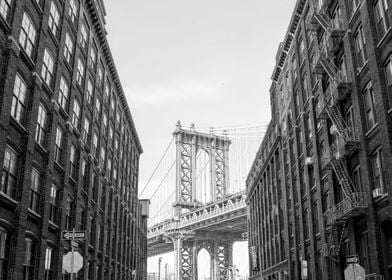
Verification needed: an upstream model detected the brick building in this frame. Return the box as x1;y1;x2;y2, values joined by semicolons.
247;0;392;279
0;0;148;280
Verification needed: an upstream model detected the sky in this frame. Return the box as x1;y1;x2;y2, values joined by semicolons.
104;0;297;276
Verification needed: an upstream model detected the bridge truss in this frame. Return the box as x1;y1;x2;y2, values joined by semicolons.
140;122;267;280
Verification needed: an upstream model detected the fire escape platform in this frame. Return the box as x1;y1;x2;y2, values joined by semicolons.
324;193;368;226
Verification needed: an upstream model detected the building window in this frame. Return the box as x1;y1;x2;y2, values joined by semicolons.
349;0;361;16
352;165;362;191
80;24;88;50
0;227;10;280
10;74;27;124
99;146;105;169
82;118;90;143
49;185;57;223
108;125;113;144
0;0;11;20
29;169;40;213
89;47;97;69
76;58;85;86
362;82;376;130
354;26;367;68
97;66;103;88
41;49;54;86
44;247;53;280
374;0;390;40
35;104;47;146
371;149;384;191
94;97;101;119
48;1;60;36
64;33;74;64
110;95;116;112
54;126;63;164
92;132;98;157
68;0;77;23
102;111;108;133
69;145;77;179
19;13;36;58
104;83;110;102
23;238;35;280
65;197;73;230
384;55;392;105
1;146;18;198
58;77;69;111
86;79;93;104
81;159;89;190
72;99;81;129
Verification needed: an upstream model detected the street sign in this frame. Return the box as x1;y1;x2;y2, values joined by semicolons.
346;255;359;264
62;231;86;240
63;251;84;273
344;263;366;280
301;260;308;279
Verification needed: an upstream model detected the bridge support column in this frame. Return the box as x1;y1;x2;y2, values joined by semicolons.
211;241;233;280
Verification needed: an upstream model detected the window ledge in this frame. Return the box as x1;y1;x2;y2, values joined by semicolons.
0;191;18;206
48;221;59;230
35;142;48;155
9;117;28;135
365;123;379;137
27;208;41;219
376;27;392;49
18;48;35;69
356;60;369;76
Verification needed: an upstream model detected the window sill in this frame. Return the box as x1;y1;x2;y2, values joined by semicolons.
48;221;59;231
348;2;363;25
365;123;379;138
376;27;392;49
47;29;59;47
42;81;54;97
18;48;35;69
356;60;369;76
27;208;41;220
35;142;48;155
0;191;18;207
9;117;28;135
54;161;64;172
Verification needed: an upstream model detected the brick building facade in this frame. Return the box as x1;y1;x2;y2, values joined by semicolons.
0;0;148;280
247;0;392;279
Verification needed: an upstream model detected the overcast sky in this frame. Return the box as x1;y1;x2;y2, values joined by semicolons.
104;0;297;275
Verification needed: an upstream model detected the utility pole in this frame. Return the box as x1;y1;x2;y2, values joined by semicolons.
165;263;168;280
158;257;162;280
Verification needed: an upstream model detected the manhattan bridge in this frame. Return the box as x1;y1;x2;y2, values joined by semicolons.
141;121;268;280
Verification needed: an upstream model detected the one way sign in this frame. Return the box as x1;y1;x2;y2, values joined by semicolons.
61;231;86;240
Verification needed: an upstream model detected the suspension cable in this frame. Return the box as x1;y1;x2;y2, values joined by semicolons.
139;137;175;197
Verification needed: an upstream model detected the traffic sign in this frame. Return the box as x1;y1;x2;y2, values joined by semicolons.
344;263;366;280
62;231;86;240
63;251;84;273
347;255;359;264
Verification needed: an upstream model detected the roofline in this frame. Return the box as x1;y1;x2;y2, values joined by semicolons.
84;0;143;154
271;0;307;82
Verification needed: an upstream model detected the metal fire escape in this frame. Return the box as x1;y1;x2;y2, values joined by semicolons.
308;0;368;278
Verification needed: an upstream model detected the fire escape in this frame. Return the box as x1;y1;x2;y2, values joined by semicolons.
308;0;368;278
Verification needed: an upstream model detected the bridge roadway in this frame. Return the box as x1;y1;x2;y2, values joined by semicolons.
147;190;248;257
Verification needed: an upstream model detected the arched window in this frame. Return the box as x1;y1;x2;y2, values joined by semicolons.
0;227;10;280
23;238;35;280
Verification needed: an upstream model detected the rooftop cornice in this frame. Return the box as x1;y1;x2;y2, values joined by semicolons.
271;0;307;82
84;0;143;154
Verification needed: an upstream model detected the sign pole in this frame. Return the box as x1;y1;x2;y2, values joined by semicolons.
71;228;75;280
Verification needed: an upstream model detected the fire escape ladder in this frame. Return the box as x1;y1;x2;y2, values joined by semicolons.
314;13;331;31
330;159;355;197
319;55;339;78
325;106;347;135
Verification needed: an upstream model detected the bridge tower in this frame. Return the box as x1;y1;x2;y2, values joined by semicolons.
173;121;231;212
169;121;234;280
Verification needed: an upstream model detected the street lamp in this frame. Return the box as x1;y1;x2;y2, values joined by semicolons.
158;257;162;280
